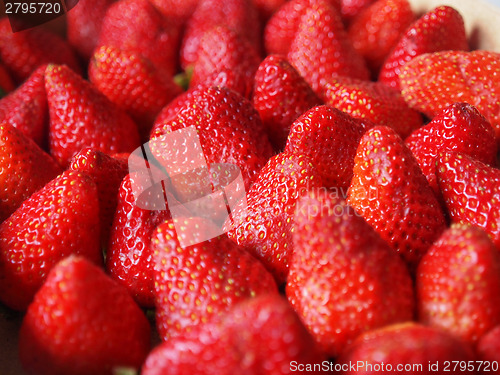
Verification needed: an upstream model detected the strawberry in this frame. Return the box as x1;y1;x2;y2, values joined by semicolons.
253;0;288;21
285;105;375;189
66;0;115;60
180;0;261;70
19;256;151;375
106;173;173;308
0;122;61;223
152;219;278;340
347;126;446;269
189;26;261;98
436;152;500;248
253;55;322;150
337;322;476;374
263;0;341;56
379;6;468;90
45;64;140;167
0;62;15;95
477;326;500;365
0;170;102;311
69;147;129;247
225;152;322;283
98;0;181;76
142;294;325;375
347;0;415;75
339;0;375;23
287;189;414;357
0;18;81;83
321;76;422;139
417;223;500;344
399;50;500;144
150;85;273;193
89;45;182;140
149;0;200;24
406;103;497;195
0;64;47;146
287;0;369;93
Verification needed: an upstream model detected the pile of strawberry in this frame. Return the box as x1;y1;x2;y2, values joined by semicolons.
0;0;500;373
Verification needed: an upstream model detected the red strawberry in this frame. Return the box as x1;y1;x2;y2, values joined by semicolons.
253;54;322;150
399;50;500;144
0;62;15;94
406;103;497;195
287;0;369;93
348;0;415;75
0;18;81;83
287;189;414;357
70;147;129;247
180;0;261;70
19;256;151;375
0;122;61;223
98;0;181;76
253;0;288;21
152;219;278;340
150;85;273;194
106;173;173;308
263;0;341;56
89;45;182;140
45;64;140;167
321;76;422;139
0;170;101;311
225;152;322;283
347;126;446;269
337;323;476;374
142;294;325;375
149;0;200;24
66;0;115;60
285;105;374;189
0;64;47;146
436;152;500;248
189;26;261;98
477;326;500;365
417;223;500;344
379;6;468;90
339;0;375;23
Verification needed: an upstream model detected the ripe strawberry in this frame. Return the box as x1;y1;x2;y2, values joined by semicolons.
0;64;47;146
406;103;497;195
347;126;446;269
70;147;129;247
417;223;500;344
189;26;261;98
348;0;415;75
106;173;173;308
66;0;114;60
0;62;15;95
253;55;322;150
477;326;500;365
225;152;322;283
19;256;151;375
45;64;140;167
98;0;181;76
180;0;261;70
287;0;369;93
399;50;500;144
0;170;101;311
152;219;278;340
149;0;200;24
0;18;81;83
142;294;325;375
150;85;273;193
337;323;476;374
287;189;414;357
436;152;500;248
321;76;422;139
285;105;374;189
0;122;61;223
89;45;182;140
379;6;468;90
263;0;341;56
340;0;375;23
